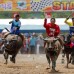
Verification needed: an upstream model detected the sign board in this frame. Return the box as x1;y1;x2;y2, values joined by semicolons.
0;0;74;11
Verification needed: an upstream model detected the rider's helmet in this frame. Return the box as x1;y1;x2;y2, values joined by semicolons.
14;14;20;21
13;14;17;18
15;14;20;18
13;13;20;19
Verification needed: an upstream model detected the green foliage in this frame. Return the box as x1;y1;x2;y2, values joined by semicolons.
0;11;73;18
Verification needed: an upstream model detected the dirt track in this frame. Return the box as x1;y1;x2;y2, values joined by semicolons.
0;54;74;74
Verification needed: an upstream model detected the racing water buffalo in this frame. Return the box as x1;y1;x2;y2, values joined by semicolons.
43;35;64;72
63;34;74;68
0;28;24;64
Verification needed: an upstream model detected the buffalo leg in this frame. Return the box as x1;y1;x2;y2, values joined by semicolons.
4;51;9;64
46;54;51;69
66;53;69;68
10;52;18;63
51;55;57;71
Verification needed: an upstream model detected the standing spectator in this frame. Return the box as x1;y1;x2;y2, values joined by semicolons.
20;35;26;54
39;35;44;53
29;33;37;54
25;37;30;54
37;34;44;54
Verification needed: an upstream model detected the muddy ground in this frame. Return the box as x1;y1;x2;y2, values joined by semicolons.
0;54;74;74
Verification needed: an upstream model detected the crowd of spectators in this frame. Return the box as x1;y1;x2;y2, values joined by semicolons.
20;33;45;54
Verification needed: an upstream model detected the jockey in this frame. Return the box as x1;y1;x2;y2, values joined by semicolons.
64;15;74;64
64;15;74;45
43;12;60;72
44;18;60;37
64;15;74;35
9;14;21;35
44;13;60;47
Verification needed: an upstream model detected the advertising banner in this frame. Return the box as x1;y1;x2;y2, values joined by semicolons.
0;0;74;11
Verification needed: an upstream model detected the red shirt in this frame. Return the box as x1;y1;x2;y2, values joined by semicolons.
44;19;60;37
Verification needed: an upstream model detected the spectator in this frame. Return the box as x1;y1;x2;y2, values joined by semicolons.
25;37;30;54
29;33;37;54
37;34;44;54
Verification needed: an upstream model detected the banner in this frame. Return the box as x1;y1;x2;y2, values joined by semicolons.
0;0;74;11
0;0;30;11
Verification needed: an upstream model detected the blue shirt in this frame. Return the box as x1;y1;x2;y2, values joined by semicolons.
10;19;21;35
29;37;37;46
70;26;74;35
11;19;21;30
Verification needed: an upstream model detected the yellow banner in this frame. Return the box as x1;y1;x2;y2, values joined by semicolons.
0;0;31;11
0;0;52;11
0;0;74;11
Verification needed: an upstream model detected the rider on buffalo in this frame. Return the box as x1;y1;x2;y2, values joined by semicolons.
44;12;62;72
9;14;21;35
